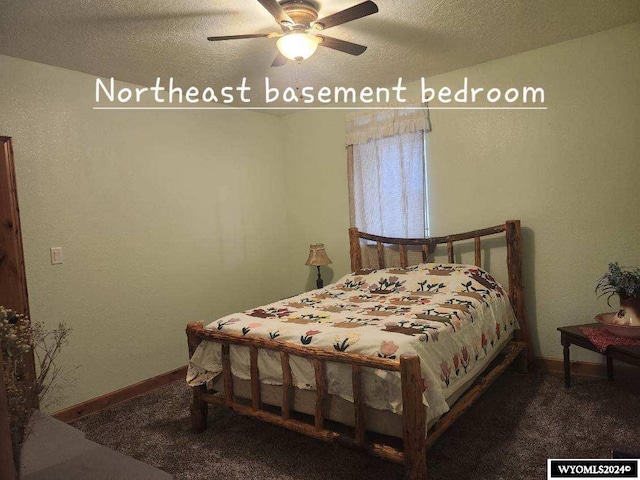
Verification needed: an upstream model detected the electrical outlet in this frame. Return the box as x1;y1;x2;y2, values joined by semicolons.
50;247;63;265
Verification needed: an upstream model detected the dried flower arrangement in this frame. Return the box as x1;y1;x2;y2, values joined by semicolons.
1;305;72;473
595;263;640;328
596;262;640;305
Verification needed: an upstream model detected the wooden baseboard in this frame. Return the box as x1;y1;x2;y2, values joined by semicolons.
536;357;640;379
53;366;187;423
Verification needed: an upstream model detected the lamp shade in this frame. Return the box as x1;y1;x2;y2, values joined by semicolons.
276;33;321;61
305;243;332;266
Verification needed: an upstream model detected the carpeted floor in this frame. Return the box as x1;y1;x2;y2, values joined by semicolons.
71;369;640;479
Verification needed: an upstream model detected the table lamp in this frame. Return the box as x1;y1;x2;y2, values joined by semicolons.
305;243;332;289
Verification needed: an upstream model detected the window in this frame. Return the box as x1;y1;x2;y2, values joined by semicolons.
348;130;429;238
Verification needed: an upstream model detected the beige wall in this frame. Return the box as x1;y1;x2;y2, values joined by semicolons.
281;110;351;293
282;23;640;362
0;54;291;410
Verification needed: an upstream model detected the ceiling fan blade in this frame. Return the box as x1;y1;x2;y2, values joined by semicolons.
256;0;293;25
271;52;288;67
317;35;367;55
207;33;271;41
314;1;378;30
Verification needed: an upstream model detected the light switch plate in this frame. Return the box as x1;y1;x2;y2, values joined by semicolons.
50;247;63;265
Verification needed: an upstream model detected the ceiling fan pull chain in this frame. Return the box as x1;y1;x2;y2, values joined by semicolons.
295;61;302;100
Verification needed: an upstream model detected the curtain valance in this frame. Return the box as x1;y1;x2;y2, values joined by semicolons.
345;104;431;146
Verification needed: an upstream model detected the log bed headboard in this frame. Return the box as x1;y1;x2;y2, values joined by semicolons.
348;219;532;365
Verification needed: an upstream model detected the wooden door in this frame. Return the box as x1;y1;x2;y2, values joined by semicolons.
0;137;30;316
0;136;28;480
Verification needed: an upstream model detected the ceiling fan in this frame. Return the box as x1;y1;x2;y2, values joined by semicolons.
207;0;379;66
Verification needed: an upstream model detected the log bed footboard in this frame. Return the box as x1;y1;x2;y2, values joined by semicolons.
187;324;525;480
186;220;531;480
186;324;421;468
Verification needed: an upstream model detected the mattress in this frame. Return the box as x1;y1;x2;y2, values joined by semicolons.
187;263;517;429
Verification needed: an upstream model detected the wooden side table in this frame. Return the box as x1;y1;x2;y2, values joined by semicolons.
557;323;640;387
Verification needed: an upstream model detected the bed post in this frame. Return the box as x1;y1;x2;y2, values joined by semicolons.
400;354;427;480
186;321;208;433
505;220;533;371
349;227;363;272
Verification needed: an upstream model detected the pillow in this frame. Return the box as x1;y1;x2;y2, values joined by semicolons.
335;263;506;297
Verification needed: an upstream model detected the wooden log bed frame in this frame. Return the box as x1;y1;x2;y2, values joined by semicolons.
186;220;532;480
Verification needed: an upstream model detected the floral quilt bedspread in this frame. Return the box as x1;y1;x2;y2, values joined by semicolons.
187;263;517;422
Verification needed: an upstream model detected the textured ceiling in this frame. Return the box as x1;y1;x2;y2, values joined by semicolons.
1;0;639;109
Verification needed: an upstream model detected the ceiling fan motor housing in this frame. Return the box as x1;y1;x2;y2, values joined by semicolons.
280;0;319;27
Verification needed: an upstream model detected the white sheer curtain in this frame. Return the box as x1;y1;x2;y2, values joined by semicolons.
347;106;431;239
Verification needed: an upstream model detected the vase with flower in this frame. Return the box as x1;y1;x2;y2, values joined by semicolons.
596;262;640;329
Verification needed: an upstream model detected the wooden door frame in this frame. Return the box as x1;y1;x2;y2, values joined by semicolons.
1;137;35;379
0;137;30;317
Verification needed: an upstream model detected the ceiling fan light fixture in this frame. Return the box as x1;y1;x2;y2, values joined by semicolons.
276;33;321;61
